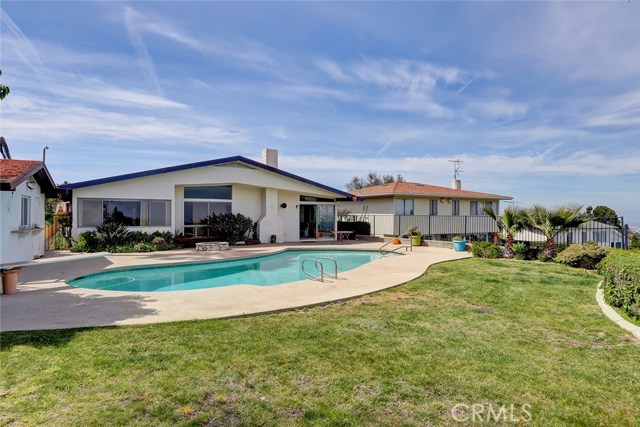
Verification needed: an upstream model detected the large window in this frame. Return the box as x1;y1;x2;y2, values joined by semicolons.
183;186;232;237
470;201;480;216
395;198;414;215
20;196;30;227
78;198;171;227
429;200;438;216
452;200;460;216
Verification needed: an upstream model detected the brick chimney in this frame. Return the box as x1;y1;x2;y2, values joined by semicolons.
261;148;278;168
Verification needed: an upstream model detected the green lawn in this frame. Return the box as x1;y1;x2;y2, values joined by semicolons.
1;259;639;426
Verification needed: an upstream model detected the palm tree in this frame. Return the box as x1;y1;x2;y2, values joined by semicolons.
523;204;586;257
483;206;526;258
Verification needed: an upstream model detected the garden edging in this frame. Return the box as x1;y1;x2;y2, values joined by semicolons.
596;281;640;341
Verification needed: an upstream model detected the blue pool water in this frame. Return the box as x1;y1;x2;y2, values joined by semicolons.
67;250;392;292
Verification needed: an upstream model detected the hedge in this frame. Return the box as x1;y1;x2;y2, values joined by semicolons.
337;221;371;239
597;250;640;321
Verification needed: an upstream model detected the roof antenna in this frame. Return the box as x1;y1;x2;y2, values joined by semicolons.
448;159;463;180
43;146;49;163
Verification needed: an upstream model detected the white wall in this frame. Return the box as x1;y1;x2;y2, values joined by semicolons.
1;180;45;265
71;162;342;242
340;197;501;216
278;190;301;242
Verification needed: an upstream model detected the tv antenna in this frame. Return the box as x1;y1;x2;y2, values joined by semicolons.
448;159;463;180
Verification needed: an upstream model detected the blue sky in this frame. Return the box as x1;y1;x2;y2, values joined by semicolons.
1;2;639;225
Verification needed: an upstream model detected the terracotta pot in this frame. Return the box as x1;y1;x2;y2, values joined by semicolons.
2;268;22;295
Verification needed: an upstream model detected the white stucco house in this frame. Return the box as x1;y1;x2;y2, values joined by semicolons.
60;149;357;243
1;159;57;266
338;180;512;238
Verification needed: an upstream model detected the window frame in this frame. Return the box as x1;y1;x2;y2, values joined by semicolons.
77;198;172;228
20;196;31;228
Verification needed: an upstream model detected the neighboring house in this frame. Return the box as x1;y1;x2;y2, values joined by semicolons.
1;159;57;265
60;149;357;243
339;180;512;238
514;220;626;248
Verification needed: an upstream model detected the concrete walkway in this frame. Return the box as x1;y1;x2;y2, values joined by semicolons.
0;243;470;332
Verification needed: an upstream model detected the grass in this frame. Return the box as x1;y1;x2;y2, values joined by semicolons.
1;258;639;426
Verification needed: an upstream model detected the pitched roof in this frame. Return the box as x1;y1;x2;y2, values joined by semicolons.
351;181;512;200
59;155;359;200
0;160;42;182
0;159;57;194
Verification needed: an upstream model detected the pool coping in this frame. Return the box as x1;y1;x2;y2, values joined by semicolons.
0;243;470;332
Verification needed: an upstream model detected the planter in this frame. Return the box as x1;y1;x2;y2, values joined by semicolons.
452;240;467;252
2;268;22;294
411;235;421;246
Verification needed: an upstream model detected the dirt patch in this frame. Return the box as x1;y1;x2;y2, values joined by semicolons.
469;305;495;314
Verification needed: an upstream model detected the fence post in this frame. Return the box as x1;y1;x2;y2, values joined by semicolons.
464;216;467;239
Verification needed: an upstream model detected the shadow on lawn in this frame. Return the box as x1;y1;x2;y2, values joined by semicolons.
0;326;106;350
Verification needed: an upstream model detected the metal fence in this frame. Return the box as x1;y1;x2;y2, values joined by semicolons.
342;214;629;249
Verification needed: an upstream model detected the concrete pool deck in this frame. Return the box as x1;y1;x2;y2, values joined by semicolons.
0;242;470;332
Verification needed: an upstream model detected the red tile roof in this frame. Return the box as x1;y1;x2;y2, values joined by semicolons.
351;181;512;200
0;160;43;181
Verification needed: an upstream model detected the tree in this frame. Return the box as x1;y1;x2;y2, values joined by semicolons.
0;69;9;101
523;204;587;258
483;205;526;259
0;70;11;159
346;171;404;190
591;205;620;228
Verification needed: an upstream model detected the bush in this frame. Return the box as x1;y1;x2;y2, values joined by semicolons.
202;213;254;245
96;221;131;250
337;221;371;239
512;242;526;260
471;241;503;259
133;242;156;252
555;243;608;269
597;250;640;321
71;231;100;252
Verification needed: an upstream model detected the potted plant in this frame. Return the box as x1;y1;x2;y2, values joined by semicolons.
1;268;22;294
407;227;422;246
452;235;466;252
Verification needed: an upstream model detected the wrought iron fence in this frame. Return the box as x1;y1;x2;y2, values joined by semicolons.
342;214;629;249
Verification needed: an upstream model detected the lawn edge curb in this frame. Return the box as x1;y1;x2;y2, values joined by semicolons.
596;281;640;341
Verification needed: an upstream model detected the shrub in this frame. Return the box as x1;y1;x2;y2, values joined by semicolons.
71;231;100;252
202;213;254;245
555;243;608;270
597;250;640;321
96;221;131;250
471;241;503;259
512;242;526;260
337;221;371;239
133;242;156;252
452;235;464;241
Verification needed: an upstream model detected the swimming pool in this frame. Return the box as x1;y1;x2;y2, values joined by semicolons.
67;250;393;292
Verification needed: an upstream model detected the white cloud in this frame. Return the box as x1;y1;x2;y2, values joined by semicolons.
123;6;162;95
315;58;352;83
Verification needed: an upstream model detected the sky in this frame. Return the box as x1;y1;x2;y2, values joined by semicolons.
1;1;639;225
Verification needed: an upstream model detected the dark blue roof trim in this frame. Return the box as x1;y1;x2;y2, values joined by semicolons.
59;156;360;200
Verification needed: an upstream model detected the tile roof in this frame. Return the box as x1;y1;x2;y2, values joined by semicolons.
0;159;43;182
351;181;512;200
0;159;58;194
